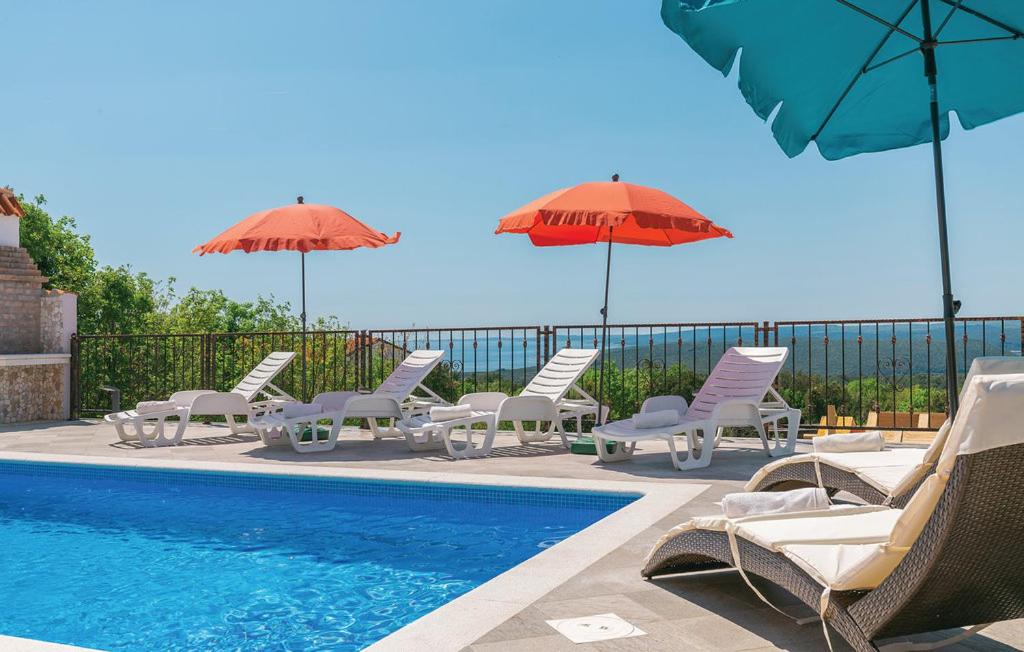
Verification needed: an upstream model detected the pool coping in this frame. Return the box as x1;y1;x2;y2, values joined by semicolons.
0;451;708;652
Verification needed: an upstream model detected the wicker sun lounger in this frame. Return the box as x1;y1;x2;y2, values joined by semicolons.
642;373;1024;652
746;356;1024;507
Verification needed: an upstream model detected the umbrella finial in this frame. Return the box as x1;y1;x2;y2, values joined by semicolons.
297;195;304;204
611;173;620;182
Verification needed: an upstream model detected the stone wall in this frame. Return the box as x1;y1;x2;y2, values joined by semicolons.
0;361;65;423
0;246;47;354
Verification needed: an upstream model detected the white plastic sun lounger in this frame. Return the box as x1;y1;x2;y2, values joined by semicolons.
592;347;799;470
397;348;602;455
104;351;297;447
746;355;1024;506
251;349;447;453
642;372;1024;652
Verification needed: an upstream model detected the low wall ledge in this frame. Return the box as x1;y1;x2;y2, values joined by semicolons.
0;353;72;367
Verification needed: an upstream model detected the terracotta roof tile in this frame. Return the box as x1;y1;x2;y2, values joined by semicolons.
0;187;25;217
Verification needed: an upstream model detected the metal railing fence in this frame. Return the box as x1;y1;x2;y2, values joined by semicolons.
72;315;1024;433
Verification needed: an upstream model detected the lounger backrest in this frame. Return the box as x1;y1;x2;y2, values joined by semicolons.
854;373;1024;636
686;347;788;420
231;351;296;401
921;356;1024;464
520;348;600;402
374;349;445;399
820;374;1024;592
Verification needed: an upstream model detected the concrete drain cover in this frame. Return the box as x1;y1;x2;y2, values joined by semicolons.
546;612;646;644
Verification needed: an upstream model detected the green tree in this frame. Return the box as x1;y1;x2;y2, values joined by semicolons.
18;194;96;295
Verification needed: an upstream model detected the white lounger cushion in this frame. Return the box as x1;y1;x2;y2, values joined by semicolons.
746;448;931;495
679;374;1024;593
746;356;1024;498
812;431;885;453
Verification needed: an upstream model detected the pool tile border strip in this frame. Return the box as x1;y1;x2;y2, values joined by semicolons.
0;459;638;512
0;451;708;652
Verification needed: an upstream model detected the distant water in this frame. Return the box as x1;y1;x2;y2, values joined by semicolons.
371;322;1021;376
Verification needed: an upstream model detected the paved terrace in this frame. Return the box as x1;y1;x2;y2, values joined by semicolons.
1;421;1022;652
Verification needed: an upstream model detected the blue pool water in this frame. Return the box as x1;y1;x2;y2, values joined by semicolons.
0;461;636;651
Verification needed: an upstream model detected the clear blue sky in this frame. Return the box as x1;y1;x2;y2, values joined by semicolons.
6;1;1022;329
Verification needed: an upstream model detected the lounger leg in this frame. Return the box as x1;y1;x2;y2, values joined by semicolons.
225;414;252;435
135;415;187;447
369;418;403;439
557;419;572;448
765;409;801;457
131;416;167;447
287;419;339;453
513;420;557;445
754;420;772;457
674;428;714;470
443;419;496;459
113;420;134;442
594;433;636;463
403;426;446;452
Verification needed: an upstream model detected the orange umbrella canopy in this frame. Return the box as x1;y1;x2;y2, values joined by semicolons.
193;199;400;255
495;179;732;247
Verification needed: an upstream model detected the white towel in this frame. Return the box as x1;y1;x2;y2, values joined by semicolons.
813;431;886;453
135;400;177;415
430;404;472;422
282;403;324;418
721;487;831;519
631;409;680;429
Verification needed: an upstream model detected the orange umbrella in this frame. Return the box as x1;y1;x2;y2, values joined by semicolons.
194;196;400;398
496;175;732;423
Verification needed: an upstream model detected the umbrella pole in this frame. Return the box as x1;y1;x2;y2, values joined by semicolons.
597;227;613;426
921;0;959;417
301;251;308;402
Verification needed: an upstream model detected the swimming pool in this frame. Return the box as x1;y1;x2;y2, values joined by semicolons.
0;460;636;651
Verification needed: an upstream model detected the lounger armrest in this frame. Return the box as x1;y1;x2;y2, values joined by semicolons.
248;398;295;416
496;395;558;422
710;399;762;422
457;392;509;413
343;394;404;420
188;391;252;415
169;389;217;407
311;391;361;413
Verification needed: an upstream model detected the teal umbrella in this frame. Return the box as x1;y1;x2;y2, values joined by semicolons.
661;0;1023;416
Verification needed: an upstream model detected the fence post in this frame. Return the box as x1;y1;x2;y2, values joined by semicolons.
359;330;368;390
1020;318;1024;357
543;326;551;365
69;333;80;419
210;333;219;390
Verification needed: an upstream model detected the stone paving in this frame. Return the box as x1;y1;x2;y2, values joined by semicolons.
1;420;1022;651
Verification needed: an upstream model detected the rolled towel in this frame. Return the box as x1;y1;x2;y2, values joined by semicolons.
721;487;831;519
281;403;324;419
813;431;886;453
631;409;681;429
135;400;177;415
430;404;472;422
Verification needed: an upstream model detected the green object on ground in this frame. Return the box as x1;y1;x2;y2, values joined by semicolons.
570;436;616;456
298;425;331;443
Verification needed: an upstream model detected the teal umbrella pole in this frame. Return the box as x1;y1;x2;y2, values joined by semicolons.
920;0;960;416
